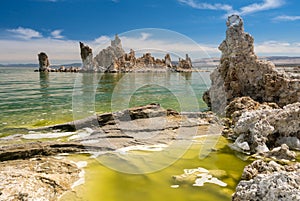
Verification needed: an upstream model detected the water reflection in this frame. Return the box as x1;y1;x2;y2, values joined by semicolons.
179;72;192;80
73;73;101;120
39;72;50;98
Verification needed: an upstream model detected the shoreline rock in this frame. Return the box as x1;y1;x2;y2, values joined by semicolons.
0;157;82;201
200;15;300;200
204;15;300;114
232;159;300;201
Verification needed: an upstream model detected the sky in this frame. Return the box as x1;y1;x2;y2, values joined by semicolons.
0;0;299;64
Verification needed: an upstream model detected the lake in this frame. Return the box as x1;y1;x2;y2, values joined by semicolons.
0;67;248;201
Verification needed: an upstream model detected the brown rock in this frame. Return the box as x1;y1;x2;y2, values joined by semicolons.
38;52;50;72
204;15;300;113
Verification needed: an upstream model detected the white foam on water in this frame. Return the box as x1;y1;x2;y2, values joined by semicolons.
177;167;227;188
117;144;168;154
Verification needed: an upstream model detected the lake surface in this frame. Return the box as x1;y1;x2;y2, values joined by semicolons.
0;67;210;133
0;67;249;201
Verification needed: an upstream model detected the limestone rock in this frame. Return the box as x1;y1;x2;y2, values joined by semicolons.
265;144;296;161
164;53;173;67
233;160;300;201
79;42;96;71
38;52;50;72
231;102;300;154
0;157;81;201
204;15;300;113
178;54;192;69
94;34;125;71
225;97;279;123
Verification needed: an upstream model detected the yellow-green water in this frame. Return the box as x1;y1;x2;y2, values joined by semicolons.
61;136;250;201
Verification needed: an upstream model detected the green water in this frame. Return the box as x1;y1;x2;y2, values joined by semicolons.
0;67;250;201
0;67;210;133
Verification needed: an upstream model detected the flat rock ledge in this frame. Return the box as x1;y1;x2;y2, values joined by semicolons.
0;104;220;201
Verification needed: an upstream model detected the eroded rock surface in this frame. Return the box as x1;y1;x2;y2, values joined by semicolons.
0;157;81;201
94;34;125;71
204;15;300;113
38;52;50;72
80;42;96;71
178;54;192;69
229;101;300;154
233;160;300;201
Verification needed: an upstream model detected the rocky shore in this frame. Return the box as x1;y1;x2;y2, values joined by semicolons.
203;14;300;201
0;104;220;200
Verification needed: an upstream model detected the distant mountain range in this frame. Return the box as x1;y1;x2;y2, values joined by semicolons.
1;56;300;68
0;63;81;68
193;56;300;67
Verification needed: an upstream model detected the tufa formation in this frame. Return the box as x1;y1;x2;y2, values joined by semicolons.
204;14;300;114
38;52;50;72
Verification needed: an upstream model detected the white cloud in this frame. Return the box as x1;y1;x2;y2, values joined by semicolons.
1;30;300;64
273;15;300;21
140;33;151;41
0;38;79;64
94;35;110;44
7;27;43;40
237;0;285;16
178;0;285;16
255;41;300;56
178;0;233;12
51;29;64;39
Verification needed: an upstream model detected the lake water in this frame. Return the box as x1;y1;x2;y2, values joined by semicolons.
0;67;249;201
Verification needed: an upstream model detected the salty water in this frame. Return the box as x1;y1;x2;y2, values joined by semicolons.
0;67;249;201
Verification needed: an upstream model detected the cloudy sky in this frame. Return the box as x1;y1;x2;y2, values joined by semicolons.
0;0;299;64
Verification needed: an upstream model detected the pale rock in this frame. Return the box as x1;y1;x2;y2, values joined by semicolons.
232;102;300;153
233;160;300;201
94;34;125;71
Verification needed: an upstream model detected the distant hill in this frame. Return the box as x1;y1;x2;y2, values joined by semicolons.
0;63;82;68
0;64;39;67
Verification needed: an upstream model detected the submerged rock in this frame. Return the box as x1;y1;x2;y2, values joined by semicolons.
233;160;300;201
204;14;300;114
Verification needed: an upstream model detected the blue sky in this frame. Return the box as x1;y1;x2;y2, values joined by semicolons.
0;0;300;64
